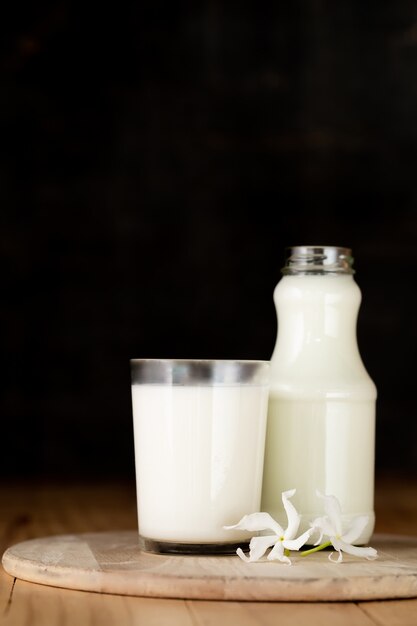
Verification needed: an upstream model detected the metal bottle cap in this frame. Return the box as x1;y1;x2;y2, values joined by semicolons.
282;246;355;275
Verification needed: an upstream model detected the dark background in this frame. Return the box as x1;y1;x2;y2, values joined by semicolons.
1;2;416;481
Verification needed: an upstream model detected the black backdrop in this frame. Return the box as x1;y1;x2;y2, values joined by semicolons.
2;2;416;481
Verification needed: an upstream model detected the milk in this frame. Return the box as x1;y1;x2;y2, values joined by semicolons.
132;383;268;543
261;273;377;543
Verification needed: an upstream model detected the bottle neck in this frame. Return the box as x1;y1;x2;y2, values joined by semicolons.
278;272;359;337
270;274;370;388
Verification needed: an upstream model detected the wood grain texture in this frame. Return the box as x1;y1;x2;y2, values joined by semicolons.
1;479;417;625
1;579;195;626
358;599;417;626
2;532;417;602
243;602;377;626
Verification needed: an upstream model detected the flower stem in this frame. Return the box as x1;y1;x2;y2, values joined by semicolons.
300;541;332;557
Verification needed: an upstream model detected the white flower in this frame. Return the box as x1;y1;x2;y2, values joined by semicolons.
224;489;313;564
311;490;378;563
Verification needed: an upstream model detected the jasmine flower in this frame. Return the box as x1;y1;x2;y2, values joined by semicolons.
224;489;313;564
302;490;378;563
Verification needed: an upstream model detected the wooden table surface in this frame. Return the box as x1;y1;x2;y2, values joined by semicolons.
0;474;416;626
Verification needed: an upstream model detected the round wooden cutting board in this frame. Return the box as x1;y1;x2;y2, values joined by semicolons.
2;532;417;602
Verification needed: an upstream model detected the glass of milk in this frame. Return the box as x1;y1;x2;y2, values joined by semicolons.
130;359;269;554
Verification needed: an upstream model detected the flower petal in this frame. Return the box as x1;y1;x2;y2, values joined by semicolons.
329;550;343;563
333;538;378;560
341;516;369;545
282;489;300;540
283;528;314;551
224;512;283;535
316;490;342;536
236;548;251;562
267;541;291;564
311;516;335;544
246;535;278;561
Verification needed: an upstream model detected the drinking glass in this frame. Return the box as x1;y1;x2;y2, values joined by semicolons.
130;359;269;554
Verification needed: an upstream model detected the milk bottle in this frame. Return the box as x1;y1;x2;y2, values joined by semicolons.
261;246;377;543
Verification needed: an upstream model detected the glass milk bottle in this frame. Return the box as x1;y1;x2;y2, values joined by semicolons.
261;246;377;543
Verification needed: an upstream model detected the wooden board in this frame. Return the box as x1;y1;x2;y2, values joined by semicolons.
2;532;417;602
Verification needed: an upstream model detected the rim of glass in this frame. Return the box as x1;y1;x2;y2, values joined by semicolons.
130;358;269;364
130;358;270;386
